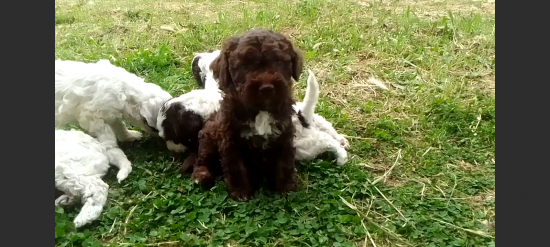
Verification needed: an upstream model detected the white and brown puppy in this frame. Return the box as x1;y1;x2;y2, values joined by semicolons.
155;51;223;171
55;129;128;228
55;59;172;181
156;51;222;154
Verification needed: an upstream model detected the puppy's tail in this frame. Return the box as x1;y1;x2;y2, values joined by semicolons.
56;166;109;228
73;177;109;228
300;70;320;123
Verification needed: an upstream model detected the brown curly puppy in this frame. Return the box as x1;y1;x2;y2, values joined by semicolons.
191;29;304;201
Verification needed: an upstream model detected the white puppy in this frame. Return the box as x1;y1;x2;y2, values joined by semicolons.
293;71;350;165
55;59;172;180
188;51;350;165
55;129;127;228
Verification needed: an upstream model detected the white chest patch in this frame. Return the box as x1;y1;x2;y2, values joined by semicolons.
166;140;187;153
241;111;281;139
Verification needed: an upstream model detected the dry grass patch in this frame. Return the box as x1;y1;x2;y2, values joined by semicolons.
468;188;495;231
306;57;392;110
469;189;495;207
383;176;406;187
455;160;486;172
477;73;495;96
379;0;495;20
281;26;310;39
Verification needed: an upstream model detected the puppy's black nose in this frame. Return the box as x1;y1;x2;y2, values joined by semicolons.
259;85;274;95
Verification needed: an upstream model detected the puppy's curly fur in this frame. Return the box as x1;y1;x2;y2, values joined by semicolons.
55;129;127;228
192;29;303;201
55;60;172;181
191;50;350;166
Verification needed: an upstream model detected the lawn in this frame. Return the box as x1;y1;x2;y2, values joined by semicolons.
54;0;495;246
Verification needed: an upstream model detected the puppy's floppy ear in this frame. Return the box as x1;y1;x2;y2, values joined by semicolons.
139;98;157;128
211;36;240;92
291;45;304;82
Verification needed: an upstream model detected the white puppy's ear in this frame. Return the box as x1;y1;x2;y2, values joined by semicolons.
139;99;156;128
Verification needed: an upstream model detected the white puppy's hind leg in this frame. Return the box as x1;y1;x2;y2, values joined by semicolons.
108;148;132;183
73;177;109;228
110;119;142;142
322;133;348;166
313;115;350;149
295;131;349;165
82;120;133;182
334;146;349;166
100;143;133;183
312;131;349;165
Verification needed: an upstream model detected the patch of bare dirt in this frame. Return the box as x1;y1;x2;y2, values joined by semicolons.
309;52;390;109
470;188;495;231
450;69;495;98
469;189;495;207
384;177;406;187
445;160;486;172
480;73;495;97
155;1;217;18
107;25;130;34
281;27;310;40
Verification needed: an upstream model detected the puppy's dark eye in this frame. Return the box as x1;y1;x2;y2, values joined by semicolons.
243;60;260;69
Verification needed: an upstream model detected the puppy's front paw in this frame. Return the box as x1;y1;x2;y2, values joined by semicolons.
229;189;252;201
121;130;142;142
281;182;297;194
275;176;297;194
179;154;196;174
192;166;214;188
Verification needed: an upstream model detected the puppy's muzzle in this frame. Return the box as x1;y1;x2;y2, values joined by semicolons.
259;84;275;96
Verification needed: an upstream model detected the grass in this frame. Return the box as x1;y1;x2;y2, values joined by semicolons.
55;0;495;246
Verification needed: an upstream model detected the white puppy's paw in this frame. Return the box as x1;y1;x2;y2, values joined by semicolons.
73;216;89;228
116;165;132;183
166;141;187;153
121;130;142;142
338;136;350;150
336;150;349;166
